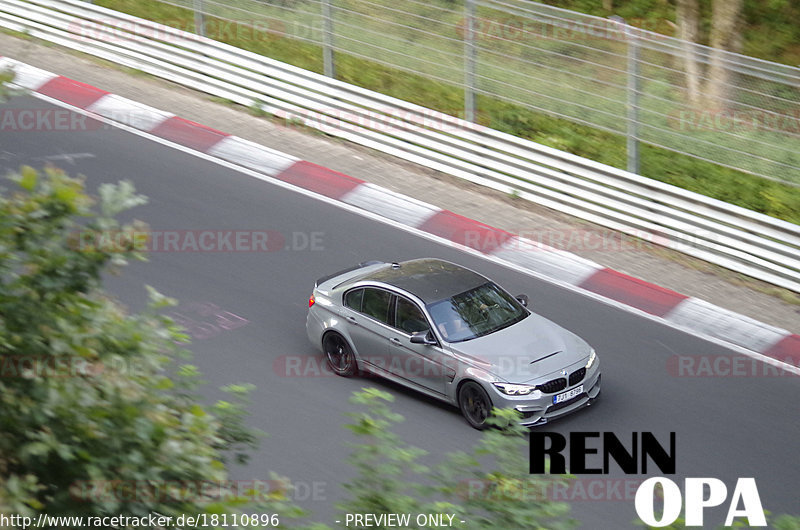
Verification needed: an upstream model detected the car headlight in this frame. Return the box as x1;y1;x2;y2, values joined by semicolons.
585;349;597;370
493;382;539;396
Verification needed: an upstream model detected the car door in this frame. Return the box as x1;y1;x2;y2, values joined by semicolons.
386;295;455;396
342;286;393;370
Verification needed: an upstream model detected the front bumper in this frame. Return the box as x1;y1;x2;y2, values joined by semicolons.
488;359;602;427
519;373;601;426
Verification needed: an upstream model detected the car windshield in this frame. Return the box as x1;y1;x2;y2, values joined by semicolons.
426;282;528;342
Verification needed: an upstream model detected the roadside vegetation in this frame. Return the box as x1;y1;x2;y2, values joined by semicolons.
0;165;301;522
93;0;800;224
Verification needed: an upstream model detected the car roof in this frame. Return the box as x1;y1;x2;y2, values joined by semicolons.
358;258;488;304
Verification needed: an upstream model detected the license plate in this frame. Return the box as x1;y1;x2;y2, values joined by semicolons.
553;384;583;404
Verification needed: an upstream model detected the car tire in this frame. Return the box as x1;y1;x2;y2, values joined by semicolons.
323;332;356;377
458;381;493;430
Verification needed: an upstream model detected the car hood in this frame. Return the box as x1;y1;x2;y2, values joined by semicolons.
447;312;592;384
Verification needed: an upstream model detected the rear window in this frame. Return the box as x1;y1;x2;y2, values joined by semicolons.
344;288;364;311
361;288;392;324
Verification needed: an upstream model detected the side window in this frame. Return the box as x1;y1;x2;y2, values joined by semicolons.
361;288;392;324
395;297;430;334
344;288;364;311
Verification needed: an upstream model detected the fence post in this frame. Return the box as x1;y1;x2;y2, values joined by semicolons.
464;0;477;122
322;0;336;78
193;0;205;37
626;22;640;174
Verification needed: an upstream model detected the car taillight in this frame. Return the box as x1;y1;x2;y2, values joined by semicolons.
308;294;315;308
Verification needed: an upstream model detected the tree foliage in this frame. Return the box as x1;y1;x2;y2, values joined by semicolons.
338;389;575;529
0;166;301;526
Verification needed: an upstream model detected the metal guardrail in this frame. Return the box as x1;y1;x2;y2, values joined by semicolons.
2;0;799;292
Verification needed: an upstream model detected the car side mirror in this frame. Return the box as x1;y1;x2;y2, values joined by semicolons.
410;331;436;345
515;294;529;307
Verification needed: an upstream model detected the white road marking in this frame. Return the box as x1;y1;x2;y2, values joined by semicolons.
35;152;96;165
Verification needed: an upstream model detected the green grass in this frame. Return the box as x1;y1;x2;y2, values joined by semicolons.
0;27;33;40
94;0;800;224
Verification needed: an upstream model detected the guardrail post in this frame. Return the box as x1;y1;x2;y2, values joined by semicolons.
193;0;205;38
464;0;477;123
322;0;336;78
626;23;640;174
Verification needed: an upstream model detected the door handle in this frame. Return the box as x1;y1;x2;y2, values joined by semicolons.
389;337;402;344
346;316;358;325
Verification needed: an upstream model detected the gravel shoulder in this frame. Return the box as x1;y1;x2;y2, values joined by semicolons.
3;32;798;333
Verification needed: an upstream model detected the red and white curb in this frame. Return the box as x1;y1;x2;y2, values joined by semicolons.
2;57;798;372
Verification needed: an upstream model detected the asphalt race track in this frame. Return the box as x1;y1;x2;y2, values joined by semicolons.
1;95;797;528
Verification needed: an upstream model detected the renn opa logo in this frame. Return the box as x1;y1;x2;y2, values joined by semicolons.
530;432;765;527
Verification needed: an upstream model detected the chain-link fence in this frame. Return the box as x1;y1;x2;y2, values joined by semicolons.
144;0;800;186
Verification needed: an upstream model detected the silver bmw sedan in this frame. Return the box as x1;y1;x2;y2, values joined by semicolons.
306;258;601;429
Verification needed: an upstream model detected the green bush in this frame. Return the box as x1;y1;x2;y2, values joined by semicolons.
0;166;304;524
